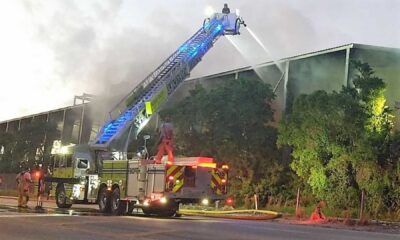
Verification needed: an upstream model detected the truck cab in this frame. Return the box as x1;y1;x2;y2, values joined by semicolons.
47;144;100;208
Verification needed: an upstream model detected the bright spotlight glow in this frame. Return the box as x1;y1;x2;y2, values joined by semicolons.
60;146;70;154
201;198;209;205
235;9;240;16
160;197;167;204
204;6;215;17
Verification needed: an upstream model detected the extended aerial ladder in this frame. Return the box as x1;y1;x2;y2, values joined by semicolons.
91;4;246;154
47;5;246;214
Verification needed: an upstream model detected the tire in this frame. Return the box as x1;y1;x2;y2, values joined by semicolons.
55;185;72;209
98;186;111;213
127;202;135;215
142;208;153;216
159;209;177;217
111;187;126;215
156;202;179;217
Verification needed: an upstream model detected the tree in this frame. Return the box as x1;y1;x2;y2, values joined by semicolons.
278;61;399;215
351;60;395;216
0;132;18;173
161;77;288;205
278;89;365;208
12;120;59;171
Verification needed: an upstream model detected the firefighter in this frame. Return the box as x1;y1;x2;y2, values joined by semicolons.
46;165;52;200
35;163;45;209
155;116;174;164
310;201;327;222
222;3;230;14
16;164;33;208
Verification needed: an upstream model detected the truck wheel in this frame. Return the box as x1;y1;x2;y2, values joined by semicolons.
98;186;111;213
56;185;72;209
142;208;153;215
158;202;179;217
159;209;177;217
127;201;135;215
111;187;126;215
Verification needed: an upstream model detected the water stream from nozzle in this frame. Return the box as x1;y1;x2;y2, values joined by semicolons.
227;26;287;106
226;35;276;91
227;27;285;93
245;27;284;74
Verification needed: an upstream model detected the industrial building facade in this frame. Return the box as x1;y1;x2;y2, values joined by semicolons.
1;43;399;148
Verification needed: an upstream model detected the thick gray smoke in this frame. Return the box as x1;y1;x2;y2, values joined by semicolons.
0;0;399;121
21;1;192;97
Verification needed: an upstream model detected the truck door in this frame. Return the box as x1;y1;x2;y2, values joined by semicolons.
184;167;196;187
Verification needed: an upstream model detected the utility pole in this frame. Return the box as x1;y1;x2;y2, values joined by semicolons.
359;189;365;220
296;187;300;215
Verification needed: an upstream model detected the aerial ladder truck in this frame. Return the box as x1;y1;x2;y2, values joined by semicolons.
46;4;246;216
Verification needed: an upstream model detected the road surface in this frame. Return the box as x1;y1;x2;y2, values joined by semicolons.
0;197;398;240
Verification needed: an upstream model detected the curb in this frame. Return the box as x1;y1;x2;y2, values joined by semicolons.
179;209;282;220
0;195;17;199
0;195;55;203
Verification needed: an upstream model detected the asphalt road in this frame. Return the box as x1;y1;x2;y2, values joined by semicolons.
0;198;398;240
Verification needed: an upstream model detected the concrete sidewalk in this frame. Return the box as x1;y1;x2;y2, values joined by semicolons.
0;195;281;220
0;195;98;210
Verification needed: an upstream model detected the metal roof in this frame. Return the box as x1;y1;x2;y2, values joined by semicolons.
1;43;399;124
186;43;400;82
0;103;88;124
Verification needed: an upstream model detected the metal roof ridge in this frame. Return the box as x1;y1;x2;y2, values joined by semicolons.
0;103;89;124
186;43;400;82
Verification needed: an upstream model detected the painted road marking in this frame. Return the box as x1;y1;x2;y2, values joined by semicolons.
122;215;222;223
0;214;66;218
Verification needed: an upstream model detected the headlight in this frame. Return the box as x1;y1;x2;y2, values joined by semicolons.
201;198;209;205
73;185;81;198
160;197;167;204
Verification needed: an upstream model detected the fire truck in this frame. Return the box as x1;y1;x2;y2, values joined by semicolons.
46;4;245;216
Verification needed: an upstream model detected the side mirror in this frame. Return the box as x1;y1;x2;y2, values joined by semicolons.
143;135;150;140
77;159;89;169
136;146;145;158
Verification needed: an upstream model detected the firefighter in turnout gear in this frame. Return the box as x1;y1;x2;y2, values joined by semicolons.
35;163;45;209
222;3;231;14
16;164;33;208
155;116;174;164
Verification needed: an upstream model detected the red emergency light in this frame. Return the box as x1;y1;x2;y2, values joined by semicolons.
198;157;214;163
198;162;217;168
226;197;234;205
